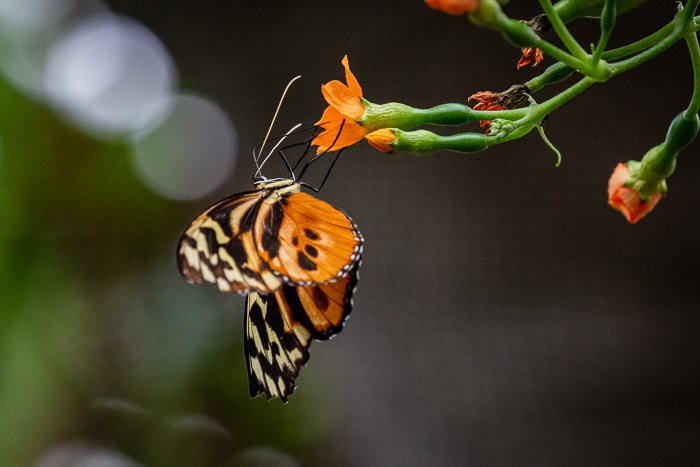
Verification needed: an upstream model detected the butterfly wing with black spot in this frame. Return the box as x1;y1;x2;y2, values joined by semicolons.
245;261;360;401
177;190;283;294
254;191;363;286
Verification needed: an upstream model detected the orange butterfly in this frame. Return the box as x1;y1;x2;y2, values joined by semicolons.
177;116;362;401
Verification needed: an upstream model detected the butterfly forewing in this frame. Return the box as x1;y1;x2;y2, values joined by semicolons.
177;190;283;294
255;191;362;286
245;263;360;401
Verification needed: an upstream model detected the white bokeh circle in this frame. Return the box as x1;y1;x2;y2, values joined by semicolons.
44;13;175;136
130;94;238;201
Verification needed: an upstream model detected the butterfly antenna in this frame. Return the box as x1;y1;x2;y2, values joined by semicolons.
257;123;302;174
254;75;302;178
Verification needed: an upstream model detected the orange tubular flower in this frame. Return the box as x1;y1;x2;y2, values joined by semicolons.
424;0;480;15
468;91;505;128
366;129;397;153
312;56;368;154
607;163;662;224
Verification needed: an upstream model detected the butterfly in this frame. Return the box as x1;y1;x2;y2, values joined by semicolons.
177;103;363;401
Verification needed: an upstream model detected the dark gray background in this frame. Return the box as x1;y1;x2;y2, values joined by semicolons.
104;1;700;465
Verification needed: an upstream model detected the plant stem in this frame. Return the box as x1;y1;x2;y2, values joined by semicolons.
404;103;527;128
610;17;689;75
528;15;700;93
535;77;596;117
684;30;700;117
537;0;589;61
592;0;617;65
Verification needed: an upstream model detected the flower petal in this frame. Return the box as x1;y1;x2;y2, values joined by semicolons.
321;81;366;121
312;120;366;154
517;46;544;69
315;104;345;128
611;188;662;224
607;163;630;198
468;91;498;104
342;55;363;97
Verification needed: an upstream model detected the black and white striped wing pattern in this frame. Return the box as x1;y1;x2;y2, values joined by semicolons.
244;262;360;401
177;190;283;295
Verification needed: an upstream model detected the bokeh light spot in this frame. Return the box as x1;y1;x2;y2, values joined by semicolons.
35;442;141;467
44;13;175;136
130;94;238;200
0;0;77;36
230;446;301;467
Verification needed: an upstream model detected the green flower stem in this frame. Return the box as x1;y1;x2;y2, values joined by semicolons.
480;3;598;79
603;20;676;60
542;77;595;111
392;129;489;155
537;0;589;61
528;16;700;93
610;1;699;76
410;103;527;126
530;37;599;77
389;76;597;154
684;31;700;117
591;0;617;65
498;15;610;80
364;102;527;131
526;77;596;125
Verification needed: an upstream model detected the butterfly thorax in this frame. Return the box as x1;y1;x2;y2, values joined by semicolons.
253;178;301;198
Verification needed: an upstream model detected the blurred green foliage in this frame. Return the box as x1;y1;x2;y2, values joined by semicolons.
0;76;333;466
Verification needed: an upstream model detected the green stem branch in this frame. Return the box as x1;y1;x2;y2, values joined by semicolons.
592;0;617;65
611;1;700;76
537;0;589;61
685;31;700;117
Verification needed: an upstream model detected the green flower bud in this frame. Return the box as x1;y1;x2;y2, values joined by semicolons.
469;0;506;28
664;111;700;152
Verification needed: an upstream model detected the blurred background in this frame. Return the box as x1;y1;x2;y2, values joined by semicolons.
1;1;699;465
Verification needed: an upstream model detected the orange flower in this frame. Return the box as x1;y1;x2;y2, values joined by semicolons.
424;0;480;15
607;162;662;224
366;129;397;153
468;91;505;129
517;46;544;69
312;56;367;154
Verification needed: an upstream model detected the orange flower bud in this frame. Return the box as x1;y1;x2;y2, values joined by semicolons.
607;162;662;224
366;129;397;153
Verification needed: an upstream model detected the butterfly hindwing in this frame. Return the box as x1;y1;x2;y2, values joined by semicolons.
244;290;311;402
245;262;360;401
